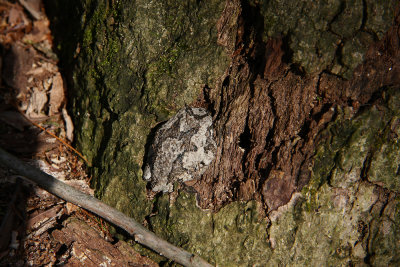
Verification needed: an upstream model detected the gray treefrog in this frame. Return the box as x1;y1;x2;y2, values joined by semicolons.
143;106;216;192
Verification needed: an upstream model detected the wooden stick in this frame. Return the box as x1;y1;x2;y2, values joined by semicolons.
0;147;213;267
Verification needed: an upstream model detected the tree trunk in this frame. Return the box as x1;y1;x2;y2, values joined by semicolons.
46;0;400;265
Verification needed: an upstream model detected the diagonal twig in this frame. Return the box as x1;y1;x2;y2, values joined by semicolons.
0;147;213;267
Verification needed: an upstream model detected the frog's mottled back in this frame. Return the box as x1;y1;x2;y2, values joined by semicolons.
143;107;216;192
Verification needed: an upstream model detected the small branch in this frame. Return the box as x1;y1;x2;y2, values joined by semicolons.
0;147;213;267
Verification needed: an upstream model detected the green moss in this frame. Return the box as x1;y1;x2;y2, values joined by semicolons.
48;0;229;250
367;89;400;192
337;31;375;79
365;0;397;39
251;0;395;77
367;197;400;265
297;88;400;265
149;192;271;266
120;85;400;266
82;27;93;52
47;0;400;264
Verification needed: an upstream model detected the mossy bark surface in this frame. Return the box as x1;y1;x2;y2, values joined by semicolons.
252;0;395;78
47;0;229;223
46;0;400;265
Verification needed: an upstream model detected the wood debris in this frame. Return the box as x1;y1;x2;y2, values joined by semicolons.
52;218;158;267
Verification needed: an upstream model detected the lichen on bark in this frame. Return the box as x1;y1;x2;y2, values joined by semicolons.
144;89;400;266
45;0;400;265
148;192;271;266
295;88;400;265
251;0;396;78
48;0;229;223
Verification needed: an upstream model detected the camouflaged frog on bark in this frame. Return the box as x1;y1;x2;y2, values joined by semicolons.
143;107;216;192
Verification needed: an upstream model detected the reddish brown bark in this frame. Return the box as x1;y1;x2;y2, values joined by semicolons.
193;1;400;212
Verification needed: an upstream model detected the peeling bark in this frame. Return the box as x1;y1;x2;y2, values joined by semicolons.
193;0;400;212
44;0;400;265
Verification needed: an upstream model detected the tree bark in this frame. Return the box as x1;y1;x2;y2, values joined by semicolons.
44;0;400;265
